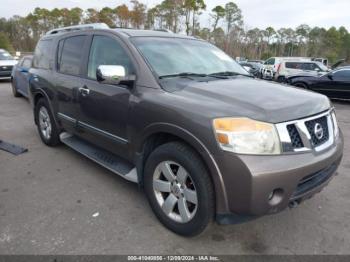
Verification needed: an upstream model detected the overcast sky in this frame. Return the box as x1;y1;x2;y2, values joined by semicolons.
0;0;349;31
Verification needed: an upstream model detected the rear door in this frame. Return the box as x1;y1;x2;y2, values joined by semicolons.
77;33;136;156
55;35;89;133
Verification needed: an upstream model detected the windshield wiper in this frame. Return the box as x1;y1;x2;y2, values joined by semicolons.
159;72;208;79
209;71;253;78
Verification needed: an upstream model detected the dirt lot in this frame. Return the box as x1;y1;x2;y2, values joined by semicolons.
0;81;349;255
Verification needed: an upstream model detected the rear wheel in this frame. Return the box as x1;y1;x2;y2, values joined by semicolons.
35;98;60;146
11;79;21;97
294;82;308;89
144;142;214;236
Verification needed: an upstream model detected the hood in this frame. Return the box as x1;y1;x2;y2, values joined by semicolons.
163;77;330;123
0;60;18;66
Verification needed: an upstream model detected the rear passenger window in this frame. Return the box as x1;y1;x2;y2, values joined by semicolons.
33;40;52;69
87;35;134;80
58;35;86;76
302;63;316;71
285;62;302;69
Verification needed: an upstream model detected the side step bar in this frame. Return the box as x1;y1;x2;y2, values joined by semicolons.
60;132;138;183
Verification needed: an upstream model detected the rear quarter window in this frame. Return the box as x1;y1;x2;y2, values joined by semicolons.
285;62;302;69
33;40;52;69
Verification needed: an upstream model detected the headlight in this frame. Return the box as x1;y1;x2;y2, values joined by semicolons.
213;117;281;155
331;111;339;138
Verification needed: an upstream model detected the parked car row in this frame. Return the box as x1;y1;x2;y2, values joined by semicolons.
0;49;18;80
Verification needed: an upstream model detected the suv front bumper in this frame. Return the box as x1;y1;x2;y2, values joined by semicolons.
215;130;343;224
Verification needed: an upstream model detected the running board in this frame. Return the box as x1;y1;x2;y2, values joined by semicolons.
60;132;138;183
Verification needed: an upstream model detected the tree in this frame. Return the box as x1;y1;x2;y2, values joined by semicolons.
0;32;14;51
211;5;225;32
224;2;242;34
115;4;130;28
130;0;147;29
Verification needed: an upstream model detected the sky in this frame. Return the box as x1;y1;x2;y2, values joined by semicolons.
0;0;349;31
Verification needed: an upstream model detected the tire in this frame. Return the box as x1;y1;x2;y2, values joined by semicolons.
11;79;21;97
144;142;214;236
35;98;60;146
277;76;285;83
294;82;308;89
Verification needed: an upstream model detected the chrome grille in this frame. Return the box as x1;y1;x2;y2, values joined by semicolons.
0;65;13;72
287;124;303;148
276;110;336;153
305;116;329;147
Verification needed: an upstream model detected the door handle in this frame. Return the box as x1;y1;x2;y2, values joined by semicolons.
78;87;90;97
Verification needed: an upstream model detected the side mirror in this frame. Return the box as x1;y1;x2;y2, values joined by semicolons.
315;68;320;72
327;73;333;80
96;65;135;86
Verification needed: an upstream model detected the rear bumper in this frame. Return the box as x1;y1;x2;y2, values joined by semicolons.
215;131;344;223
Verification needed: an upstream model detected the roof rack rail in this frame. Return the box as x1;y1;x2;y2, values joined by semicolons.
154;29;174;34
46;23;109;35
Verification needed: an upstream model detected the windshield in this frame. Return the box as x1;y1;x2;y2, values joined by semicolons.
0;51;14;60
131;37;249;77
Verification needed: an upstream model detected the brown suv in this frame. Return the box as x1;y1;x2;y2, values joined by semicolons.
28;24;344;236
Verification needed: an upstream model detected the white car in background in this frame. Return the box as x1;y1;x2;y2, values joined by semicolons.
275;60;330;82
260;57;310;80
0;49;18;80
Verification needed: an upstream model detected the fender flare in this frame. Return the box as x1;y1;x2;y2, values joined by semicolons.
135;122;230;213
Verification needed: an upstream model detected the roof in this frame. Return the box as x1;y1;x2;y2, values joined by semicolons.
114;28;196;39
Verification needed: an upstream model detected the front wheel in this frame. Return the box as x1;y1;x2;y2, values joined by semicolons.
35;98;60;146
144;142;214;236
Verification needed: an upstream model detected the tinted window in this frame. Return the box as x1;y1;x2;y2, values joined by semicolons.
58;36;86;76
87;35;134;79
301;63;316;71
285;62;302;69
333;69;350;80
33;40;52;69
22;58;32;68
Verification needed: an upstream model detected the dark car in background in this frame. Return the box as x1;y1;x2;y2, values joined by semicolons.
11;55;33;97
0;49;18;81
239;61;263;77
288;66;350;99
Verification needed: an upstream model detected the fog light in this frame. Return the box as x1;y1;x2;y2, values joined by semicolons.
268;188;284;206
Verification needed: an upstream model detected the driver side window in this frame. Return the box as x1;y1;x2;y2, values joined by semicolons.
87;35;134;80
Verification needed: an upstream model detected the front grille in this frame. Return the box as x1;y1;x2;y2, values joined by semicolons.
0;65;13;72
291;163;337;199
305;116;329;147
287;124;303;148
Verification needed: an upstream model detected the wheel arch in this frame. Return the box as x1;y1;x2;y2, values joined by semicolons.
32;89;60;128
134;123;229;213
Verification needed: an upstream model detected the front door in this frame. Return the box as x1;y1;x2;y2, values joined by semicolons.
77;34;136;157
